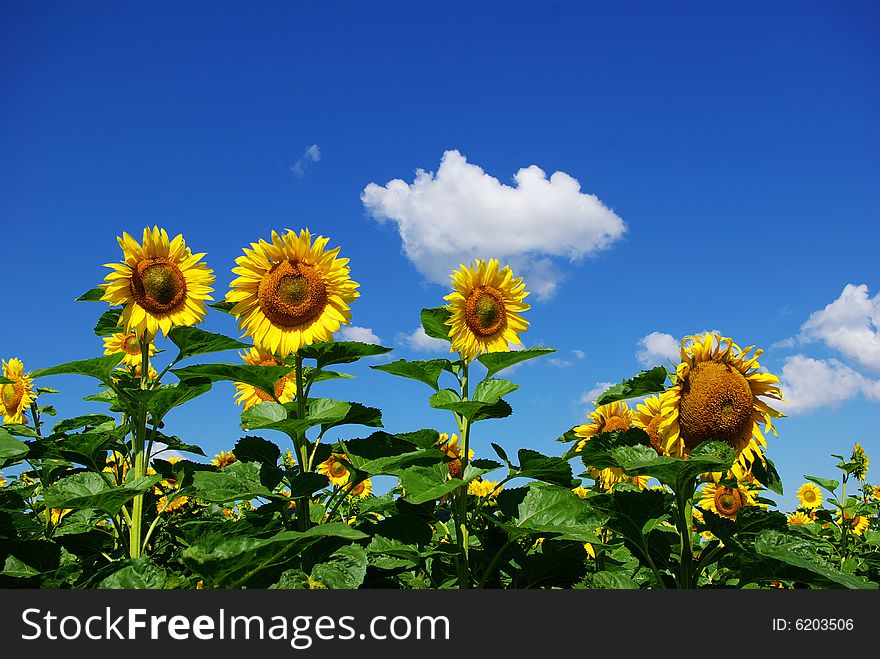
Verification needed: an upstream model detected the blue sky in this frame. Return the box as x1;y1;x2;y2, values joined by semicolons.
2;1;878;511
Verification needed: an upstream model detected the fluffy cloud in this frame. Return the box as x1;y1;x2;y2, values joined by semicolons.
572;349;586;360
291;144;321;177
636;332;680;367
337;325;381;344
581;382;613;405
396;327;449;353
777;354;880;414
362;150;626;299
798;284;880;372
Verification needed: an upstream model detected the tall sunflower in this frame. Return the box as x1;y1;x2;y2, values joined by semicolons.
103;331;156;367
226;229;360;357
1;358;36;425
658;333;784;478
101;227;214;337
436;432;474;479
444;259;530;361
574;401;640;490
796;482;823;509
233;347;296;410
317;453;351;487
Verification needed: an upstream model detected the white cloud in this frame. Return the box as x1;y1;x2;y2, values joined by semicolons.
291;144;321;177
770;337;796;350
798;284;880;373
581;382;613;405
548;358;572;368
337;325;381;344
777;354;880;414
396;327;449;353
362;150;626;300
573;349;586;360
636;332;680;367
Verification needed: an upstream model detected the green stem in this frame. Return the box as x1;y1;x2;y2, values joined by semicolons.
453;360;472;589
29;403;42;437
293;353;310;533
674;488;694;589
477;538;513;589
128;335;151;559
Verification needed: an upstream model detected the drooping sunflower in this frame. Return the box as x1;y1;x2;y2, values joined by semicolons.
873;485;880;501
436;432;474;479
103;331;157;367
233;347;296;410
788;511;813;526
226;229;360;357
796;483;823;509
658;333;784;478
851;443;870;481
698;482;756;520
574;401;639;490
345;479;373;499
101;227;215;337
444;259;530;361
317;453;351;487
1;358;36;425
212;451;238;469
632;395;674;456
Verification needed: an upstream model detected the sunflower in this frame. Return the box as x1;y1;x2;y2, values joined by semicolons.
317;453;351;487
873;486;880;501
345;479;373;499
157;495;189;514
574;401;640;490
1;358;36;425
232;347;297;410
690;508;715;540
658;333;784;478
114;362;159;382
103;451;130;484
101;227;214;337
632;395;671;456
0;473;6;488
796;483;823;509
838;511;870;536
444;259;530;361
436;432;474;479
788;511;813;526
467;479;502;499
49;508;71;525
851;443;870;481
572;486;589;499
103;331;157;367
212;451;238;469
226;229;360;357
698;482;756;520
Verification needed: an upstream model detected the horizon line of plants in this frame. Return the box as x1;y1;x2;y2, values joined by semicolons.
0;226;877;590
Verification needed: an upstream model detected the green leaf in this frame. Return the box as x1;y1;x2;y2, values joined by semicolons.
289;472;330;498
298;341;393;368
473;378;519;403
397;461;499;505
420;307;452;342
514;449;573;487
371;359;449;391
192;461;274;503
804;475;839;495
42;473;161;514
754;530;877;589
497;483;607;542
75;287;107;302
146;379;213;418
241;399;381;437
428;389;513;422
93;308;123;336
233;436;281;467
208;300;236;313
55;429;127;469
344;432;445;475
594;366;668;405
168;326;251;362
592;571;640;589
588;489;674;565
751;456;784;495
0;430;29;469
310;545;368;589
31;354;124;384
98;558;167;589
172;363;291;399
152;432;206;457
52;414;116;434
477;347;556;377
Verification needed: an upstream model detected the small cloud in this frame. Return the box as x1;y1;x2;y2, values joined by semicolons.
770;337;796;350
548;358;572;368
337;325;381;345
396;327;449;353
149;442;183;462
572;349;586;360
636;332;680;367
362;149;626;301
580;381;613;406
777;354;880;414
291;144;321;177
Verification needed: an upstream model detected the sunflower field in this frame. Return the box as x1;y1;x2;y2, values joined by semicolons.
1;226;878;590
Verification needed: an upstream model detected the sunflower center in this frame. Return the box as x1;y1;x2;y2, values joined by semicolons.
803;490;816;503
465;287;506;337
2;382;22;411
602;416;631;433
123;335;142;355
350;481;365;497
678;361;754;452
646;415;664;454
131;258;188;314
714;487;743;517
329;460;348;478
258;260;329;328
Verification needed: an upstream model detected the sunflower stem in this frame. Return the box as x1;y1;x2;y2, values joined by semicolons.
29;402;42;437
674;486;695;589
128;334;151;559
293;353;310;534
453;360;471;589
